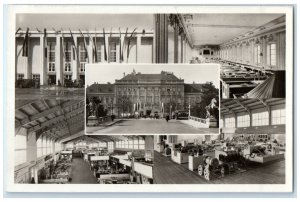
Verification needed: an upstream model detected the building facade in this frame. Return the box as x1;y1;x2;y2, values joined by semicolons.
86;70;205;117
15;30;155;86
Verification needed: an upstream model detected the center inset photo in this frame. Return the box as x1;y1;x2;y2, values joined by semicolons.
85;64;220;135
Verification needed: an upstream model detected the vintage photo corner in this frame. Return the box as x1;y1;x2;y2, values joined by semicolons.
6;5;294;194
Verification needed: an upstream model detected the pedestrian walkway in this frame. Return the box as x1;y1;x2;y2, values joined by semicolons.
69;157;98;184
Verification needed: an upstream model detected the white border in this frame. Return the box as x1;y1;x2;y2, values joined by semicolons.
5;5;293;193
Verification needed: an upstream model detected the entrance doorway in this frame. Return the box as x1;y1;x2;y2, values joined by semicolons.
146;110;151;116
79;75;85;85
48;75;56;85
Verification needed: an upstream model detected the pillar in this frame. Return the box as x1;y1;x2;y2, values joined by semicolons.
40;36;47;85
155;14;168;63
180;35;184;63
174;23;179;63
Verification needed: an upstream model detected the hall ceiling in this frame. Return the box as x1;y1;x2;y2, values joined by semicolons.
183;14;284;46
15;99;85;141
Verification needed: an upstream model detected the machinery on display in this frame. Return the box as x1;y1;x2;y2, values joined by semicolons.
241;143;284;163
198;143;246;181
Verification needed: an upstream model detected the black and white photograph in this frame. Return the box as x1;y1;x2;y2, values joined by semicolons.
218;14;286;99
4;4;294;195
85;64;219;134
14;132;154;184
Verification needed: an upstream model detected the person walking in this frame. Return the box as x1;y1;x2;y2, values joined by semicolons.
165;114;170;122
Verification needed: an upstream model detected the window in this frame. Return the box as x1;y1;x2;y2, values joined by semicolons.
133;139;139;149
254;45;261;65
225;117;235;128
252;111;269;126
139;138;145;150
64;42;72;72
32;74;40;81
55;142;61;152
272;108;285;125
15;134;27;166
108;142;114;149
95;40;102;62
128;140;133;149
65;75;72;80
17;73;24;80
267;43;276;67
42;136;47;156
37;136;43;158
109;42;117;62
237;114;250;127
48;41;55;72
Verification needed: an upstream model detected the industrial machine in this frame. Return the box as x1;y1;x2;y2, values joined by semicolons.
198;144;246;181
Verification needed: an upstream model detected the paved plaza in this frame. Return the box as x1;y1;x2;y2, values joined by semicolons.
86;119;219;134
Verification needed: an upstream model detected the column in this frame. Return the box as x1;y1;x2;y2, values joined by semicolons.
180;35;184;63
55;36;62;85
27;132;37;162
40;36;47;85
174;23;179;63
136;35;141;63
155;14;169;63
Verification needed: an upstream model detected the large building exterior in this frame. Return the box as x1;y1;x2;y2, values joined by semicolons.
15;30;155;86
86;70;205;117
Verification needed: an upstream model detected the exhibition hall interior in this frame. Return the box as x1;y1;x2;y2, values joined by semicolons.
14;13;286;184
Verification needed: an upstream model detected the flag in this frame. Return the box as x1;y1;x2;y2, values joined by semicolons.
22;28;29;57
87;30;97;63
79;29;89;62
94;29;98;63
44;28;47;58
121;28;128;62
61;30;65;59
103;28;107;61
126;28;137;61
69;29;77;61
119;27;122;63
108;28;112;63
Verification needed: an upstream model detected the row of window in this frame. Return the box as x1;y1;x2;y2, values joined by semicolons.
17;73;73;81
14;134;62;166
222;108;285;128
115;138;145;150
220;43;277;67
